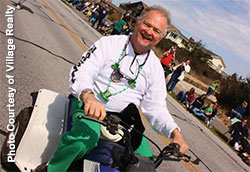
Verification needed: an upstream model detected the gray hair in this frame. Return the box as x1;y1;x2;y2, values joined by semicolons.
137;5;171;37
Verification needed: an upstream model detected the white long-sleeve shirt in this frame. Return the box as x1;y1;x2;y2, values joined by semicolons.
69;35;179;138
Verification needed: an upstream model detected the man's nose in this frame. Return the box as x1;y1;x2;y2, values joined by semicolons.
145;27;153;35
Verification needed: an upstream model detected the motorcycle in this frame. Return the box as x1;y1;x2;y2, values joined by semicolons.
1;89;190;172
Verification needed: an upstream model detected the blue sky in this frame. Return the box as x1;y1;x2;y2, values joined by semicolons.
113;0;250;78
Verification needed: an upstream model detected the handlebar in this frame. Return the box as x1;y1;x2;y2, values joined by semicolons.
77;114;191;169
154;143;190;168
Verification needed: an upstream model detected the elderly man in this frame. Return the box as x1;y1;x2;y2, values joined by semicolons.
47;6;188;171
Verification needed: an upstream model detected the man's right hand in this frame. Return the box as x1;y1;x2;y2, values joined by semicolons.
81;92;106;120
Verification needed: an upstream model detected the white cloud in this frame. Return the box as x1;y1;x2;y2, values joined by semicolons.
159;0;250;64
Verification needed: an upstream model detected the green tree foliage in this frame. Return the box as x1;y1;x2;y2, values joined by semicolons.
155;38;176;52
106;9;122;22
216;73;250;117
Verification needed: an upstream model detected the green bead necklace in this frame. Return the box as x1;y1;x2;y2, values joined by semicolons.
100;39;150;102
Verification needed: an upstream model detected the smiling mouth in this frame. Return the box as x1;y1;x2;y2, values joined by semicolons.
140;31;152;41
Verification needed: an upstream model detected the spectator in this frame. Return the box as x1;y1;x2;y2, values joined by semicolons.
230;118;249;151
188;94;206;111
228;101;248;121
206;102;219;128
16;0;27;9
71;0;81;6
92;4;99;13
239;143;250;165
88;2;96;13
160;45;177;76
176;87;195;108
87;10;93;22
81;1;91;12
167;59;191;92
82;3;92;15
111;16;131;35
89;11;99;26
95;4;108;30
164;62;176;78
206;80;220;97
192;102;215;120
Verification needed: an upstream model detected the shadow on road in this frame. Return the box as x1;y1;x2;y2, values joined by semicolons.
214;129;229;143
0;31;75;65
0;129;8;137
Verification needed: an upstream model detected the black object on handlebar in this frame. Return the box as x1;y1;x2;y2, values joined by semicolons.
78;115;191;169
77;115;121;135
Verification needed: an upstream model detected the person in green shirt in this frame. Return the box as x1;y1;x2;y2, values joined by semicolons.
192;102;215;119
111;16;131;35
206;80;220;97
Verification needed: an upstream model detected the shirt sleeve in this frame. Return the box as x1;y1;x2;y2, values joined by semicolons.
140;60;179;138
173;62;182;71
69;37;108;100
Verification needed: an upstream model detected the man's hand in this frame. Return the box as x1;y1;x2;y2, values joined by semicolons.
81;92;106;120
171;128;189;154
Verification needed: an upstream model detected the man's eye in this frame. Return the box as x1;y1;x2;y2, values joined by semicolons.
143;22;150;27
154;29;161;35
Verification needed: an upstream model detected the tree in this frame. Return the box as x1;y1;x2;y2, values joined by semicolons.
106;9;122;22
216;73;250;117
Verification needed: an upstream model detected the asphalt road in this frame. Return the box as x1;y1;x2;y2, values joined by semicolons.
0;0;249;171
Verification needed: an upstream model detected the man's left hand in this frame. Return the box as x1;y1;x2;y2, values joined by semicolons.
171;128;189;154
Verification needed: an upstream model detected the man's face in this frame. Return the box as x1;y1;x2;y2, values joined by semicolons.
132;10;168;53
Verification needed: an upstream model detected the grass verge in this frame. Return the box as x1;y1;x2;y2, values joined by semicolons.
61;0;72;8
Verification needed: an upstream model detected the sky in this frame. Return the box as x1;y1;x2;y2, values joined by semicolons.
112;0;250;78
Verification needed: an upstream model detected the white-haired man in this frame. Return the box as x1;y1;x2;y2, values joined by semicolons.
47;6;189;171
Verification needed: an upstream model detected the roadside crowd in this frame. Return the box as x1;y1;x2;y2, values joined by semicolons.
161;45;250;165
66;0;134;36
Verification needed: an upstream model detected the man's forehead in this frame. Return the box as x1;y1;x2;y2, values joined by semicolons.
142;10;167;20
140;10;168;30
